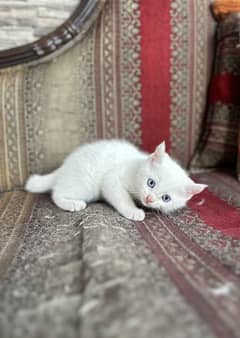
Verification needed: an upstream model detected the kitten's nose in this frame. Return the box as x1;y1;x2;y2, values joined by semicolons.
146;195;154;204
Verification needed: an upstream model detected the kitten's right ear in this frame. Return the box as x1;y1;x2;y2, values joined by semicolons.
185;183;208;199
149;141;166;165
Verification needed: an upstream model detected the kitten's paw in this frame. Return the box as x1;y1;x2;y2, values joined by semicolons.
124;208;145;221
53;195;87;212
68;200;87;212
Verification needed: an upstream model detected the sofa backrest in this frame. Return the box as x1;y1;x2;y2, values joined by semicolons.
0;0;215;192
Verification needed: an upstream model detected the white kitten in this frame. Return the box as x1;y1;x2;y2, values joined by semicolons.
25;139;207;221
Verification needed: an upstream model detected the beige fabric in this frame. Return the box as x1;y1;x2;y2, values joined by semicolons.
0;44;98;190
0;66;27;189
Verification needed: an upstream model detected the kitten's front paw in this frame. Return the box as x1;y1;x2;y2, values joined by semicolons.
68;200;87;212
124;208;145;221
53;196;87;212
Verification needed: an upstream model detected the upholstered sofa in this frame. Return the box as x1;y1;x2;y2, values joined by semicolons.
1;1;240;338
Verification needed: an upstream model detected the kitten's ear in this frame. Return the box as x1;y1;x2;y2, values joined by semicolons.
185;183;208;199
150;141;166;165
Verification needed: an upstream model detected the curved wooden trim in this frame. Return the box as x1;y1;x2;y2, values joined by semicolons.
0;0;104;69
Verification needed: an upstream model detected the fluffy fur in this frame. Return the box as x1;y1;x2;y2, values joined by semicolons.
25;139;207;221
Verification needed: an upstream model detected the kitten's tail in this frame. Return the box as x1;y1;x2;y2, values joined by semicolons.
25;170;59;193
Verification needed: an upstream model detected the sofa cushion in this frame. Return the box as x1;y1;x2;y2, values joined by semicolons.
1;171;240;337
0;0;215;192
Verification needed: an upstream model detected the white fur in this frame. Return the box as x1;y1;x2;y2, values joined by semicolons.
25;139;207;221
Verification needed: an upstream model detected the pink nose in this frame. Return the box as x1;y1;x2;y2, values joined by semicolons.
146;195;154;204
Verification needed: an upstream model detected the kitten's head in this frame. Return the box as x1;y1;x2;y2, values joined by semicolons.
134;142;207;214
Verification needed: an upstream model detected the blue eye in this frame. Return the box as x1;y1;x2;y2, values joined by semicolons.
147;178;156;188
162;194;171;203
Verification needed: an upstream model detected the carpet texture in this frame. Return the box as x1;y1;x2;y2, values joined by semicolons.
1;171;240;338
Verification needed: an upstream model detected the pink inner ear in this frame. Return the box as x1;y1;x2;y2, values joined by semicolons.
150;143;165;164
187;188;198;196
150;153;158;163
186;184;207;197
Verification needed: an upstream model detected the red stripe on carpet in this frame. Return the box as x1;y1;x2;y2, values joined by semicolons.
136;217;239;338
188;189;240;238
140;0;171;153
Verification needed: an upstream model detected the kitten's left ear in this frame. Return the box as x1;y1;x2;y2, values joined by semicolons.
185;183;208;199
150;141;166;165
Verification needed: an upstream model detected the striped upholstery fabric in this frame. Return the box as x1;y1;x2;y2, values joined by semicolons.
0;0;215;192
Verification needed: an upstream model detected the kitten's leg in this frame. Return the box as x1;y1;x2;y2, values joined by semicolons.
52;192;87;212
102;177;145;221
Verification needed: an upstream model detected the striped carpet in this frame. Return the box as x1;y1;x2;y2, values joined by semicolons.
0;171;240;338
